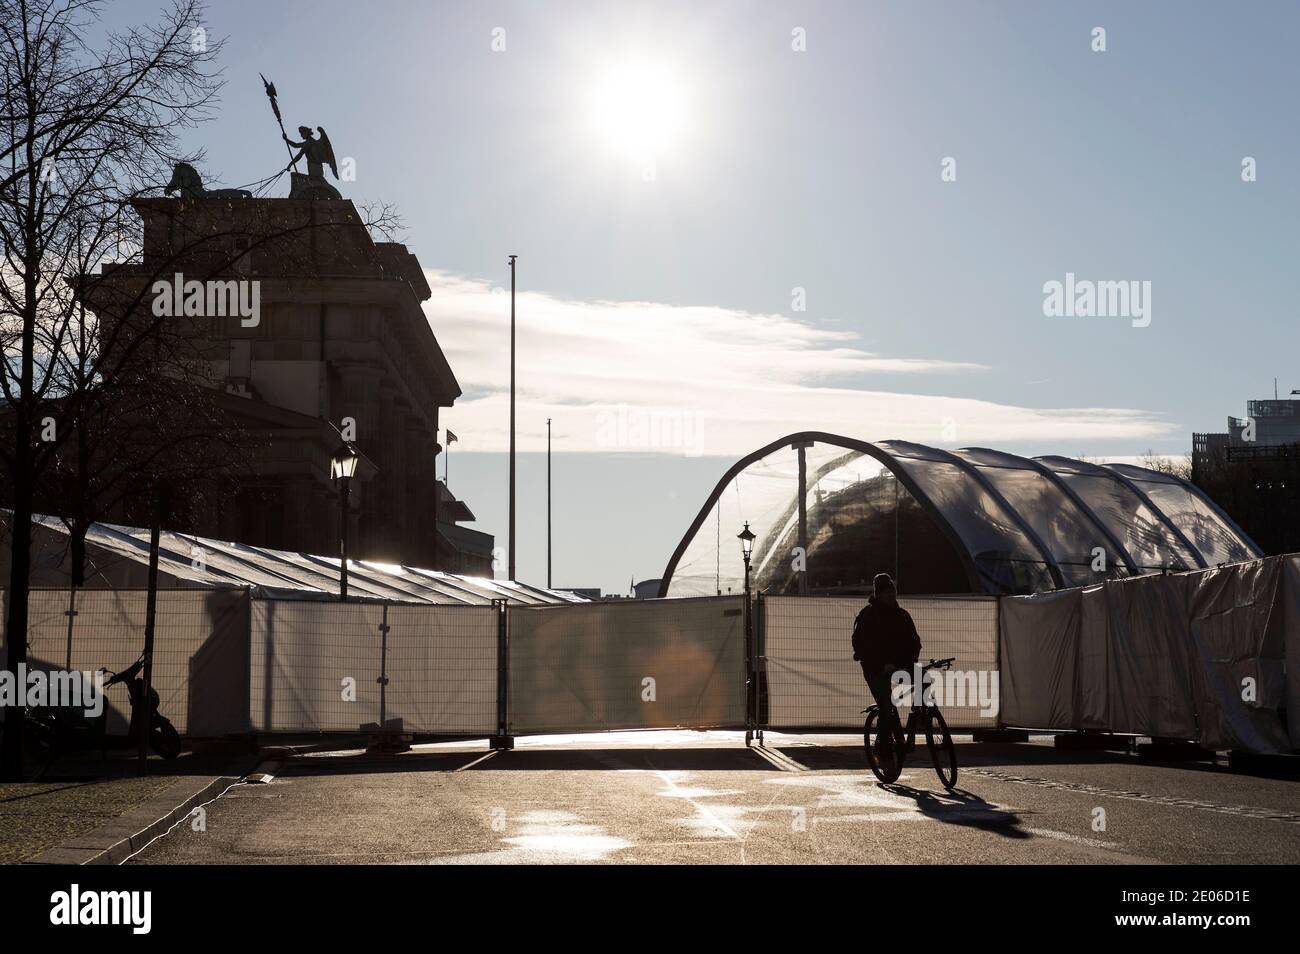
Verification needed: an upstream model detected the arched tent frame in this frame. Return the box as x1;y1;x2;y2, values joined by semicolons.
658;432;1262;598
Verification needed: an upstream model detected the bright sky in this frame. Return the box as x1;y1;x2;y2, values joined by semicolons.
111;0;1300;592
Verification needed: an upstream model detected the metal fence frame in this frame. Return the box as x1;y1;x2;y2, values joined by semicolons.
3;587;1002;743
503;595;748;737
757;593;1001;732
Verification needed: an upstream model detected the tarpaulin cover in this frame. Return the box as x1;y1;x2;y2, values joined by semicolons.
250;599;497;734
508;596;745;733
763;595;999;729
1001;557;1297;752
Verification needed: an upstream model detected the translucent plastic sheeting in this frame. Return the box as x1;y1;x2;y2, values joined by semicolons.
666;442;970;598
950;449;1131;586
250;599;497;734
669;445;805;599
1106;464;1257;567
1000;558;1295;752
663;435;1259;599
880;447;1055;594
507;596;746;734
762;596;999;730
1035;458;1200;571
13;588;250;736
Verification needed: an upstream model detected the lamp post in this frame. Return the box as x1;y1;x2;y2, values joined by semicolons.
738;522;756;744
331;441;361;601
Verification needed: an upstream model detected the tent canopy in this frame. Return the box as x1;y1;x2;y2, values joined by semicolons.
660;432;1260;598
23;514;584;606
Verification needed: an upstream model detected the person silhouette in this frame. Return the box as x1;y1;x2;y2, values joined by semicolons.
851;573;921;760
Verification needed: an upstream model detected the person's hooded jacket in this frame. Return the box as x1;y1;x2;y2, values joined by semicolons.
851;596;922;673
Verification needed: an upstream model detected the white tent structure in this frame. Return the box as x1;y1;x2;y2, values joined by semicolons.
20;514;585;605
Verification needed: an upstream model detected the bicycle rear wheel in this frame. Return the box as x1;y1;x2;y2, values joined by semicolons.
924;708;958;790
863;707;903;784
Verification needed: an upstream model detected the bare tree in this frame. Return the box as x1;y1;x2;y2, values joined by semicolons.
1139;450;1193;482
0;0;218;777
0;0;406;779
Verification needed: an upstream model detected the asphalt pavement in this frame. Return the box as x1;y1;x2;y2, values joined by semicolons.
131;730;1300;865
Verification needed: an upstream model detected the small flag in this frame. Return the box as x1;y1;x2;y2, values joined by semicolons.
446;430;459;444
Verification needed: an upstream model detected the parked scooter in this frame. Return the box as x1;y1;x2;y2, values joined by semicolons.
3;655;182;777
102;656;183;761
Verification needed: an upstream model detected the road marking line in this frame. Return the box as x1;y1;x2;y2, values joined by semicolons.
647;766;742;840
1023;827;1119;850
967;768;1300;824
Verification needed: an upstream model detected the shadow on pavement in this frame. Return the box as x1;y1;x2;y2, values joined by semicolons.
880;782;1029;838
281;751;487;776
21;750;260;784
471;747;773;772
775;740;1199;774
276;745;777;776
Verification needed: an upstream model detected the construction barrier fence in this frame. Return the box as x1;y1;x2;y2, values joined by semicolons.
7;588;248;737
1;564;1293;752
761;595;1000;730
249;599;498;734
508;595;746;734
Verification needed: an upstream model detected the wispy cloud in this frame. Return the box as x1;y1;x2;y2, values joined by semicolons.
423;270;1176;455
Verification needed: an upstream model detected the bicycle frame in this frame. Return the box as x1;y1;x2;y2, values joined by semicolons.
863;656;959;790
880;657;952;748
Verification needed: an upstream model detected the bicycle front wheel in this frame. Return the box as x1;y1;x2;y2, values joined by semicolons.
864;708;903;784
924;709;958;790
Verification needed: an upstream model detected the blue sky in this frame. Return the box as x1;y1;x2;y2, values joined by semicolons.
111;0;1300;591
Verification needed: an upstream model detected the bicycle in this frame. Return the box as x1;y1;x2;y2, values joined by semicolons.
862;656;958;790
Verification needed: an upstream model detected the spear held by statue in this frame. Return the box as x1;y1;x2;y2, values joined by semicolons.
260;73;298;172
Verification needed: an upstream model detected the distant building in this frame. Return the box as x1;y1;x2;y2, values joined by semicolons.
1192;392;1300;558
1194;394;1300;472
76;195;492;574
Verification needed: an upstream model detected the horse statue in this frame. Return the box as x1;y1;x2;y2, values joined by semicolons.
164;162;253;200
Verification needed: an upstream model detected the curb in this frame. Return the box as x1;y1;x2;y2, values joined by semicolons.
22;774;241;866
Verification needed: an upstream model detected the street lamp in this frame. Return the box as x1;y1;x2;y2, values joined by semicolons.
331;441;361;601
738;521;755;563
738;522;757;744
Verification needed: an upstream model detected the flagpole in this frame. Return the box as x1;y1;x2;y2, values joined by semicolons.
547;417;552;590
508;254;517;582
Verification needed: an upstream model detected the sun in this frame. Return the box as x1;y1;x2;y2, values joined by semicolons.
588;59;687;162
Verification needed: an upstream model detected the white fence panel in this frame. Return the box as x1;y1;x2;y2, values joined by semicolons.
250;599;496;734
763;595;999;729
12;588;249;736
508;596;746;733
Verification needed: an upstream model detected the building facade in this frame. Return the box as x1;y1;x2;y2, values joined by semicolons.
85;195;492;574
1194;394;1300;472
1192;393;1300;558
